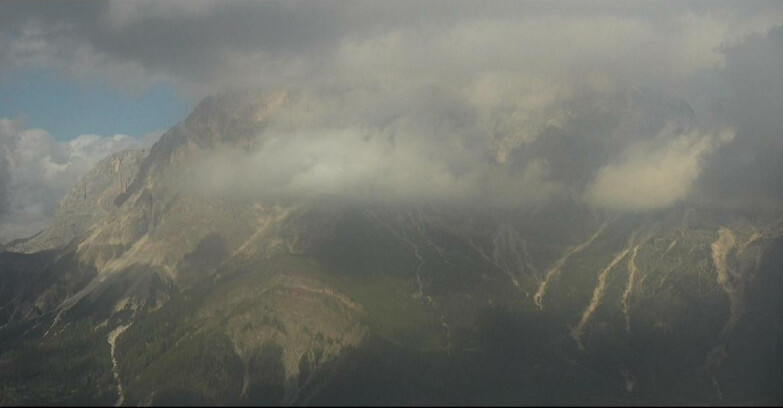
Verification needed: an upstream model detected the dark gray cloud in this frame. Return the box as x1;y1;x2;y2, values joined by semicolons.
694;26;783;207
0;121;13;218
2;1;780;93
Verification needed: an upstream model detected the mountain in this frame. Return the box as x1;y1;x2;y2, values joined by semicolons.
1;90;782;405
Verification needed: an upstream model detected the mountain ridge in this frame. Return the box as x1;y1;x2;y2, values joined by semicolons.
1;88;782;405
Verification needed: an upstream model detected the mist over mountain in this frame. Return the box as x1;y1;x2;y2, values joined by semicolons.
0;88;781;405
1;1;782;406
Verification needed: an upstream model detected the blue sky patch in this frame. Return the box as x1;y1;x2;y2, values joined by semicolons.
0;69;191;140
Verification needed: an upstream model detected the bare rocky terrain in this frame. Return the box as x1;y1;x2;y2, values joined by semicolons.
1;90;782;405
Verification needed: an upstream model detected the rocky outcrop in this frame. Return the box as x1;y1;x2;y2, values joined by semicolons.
12;149;147;253
211;272;366;403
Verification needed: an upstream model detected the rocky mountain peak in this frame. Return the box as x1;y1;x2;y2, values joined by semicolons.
181;89;290;149
12;148;147;253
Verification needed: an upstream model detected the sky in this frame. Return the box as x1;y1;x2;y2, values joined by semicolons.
0;69;188;141
1;0;782;242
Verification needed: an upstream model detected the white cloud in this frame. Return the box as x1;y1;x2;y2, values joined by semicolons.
0;119;143;242
180;121;561;208
585;126;734;211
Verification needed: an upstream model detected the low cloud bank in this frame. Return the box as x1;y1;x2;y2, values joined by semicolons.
586;127;734;211
175;84;731;212
182;126;562;208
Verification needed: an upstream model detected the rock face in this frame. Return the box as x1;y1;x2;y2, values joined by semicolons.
1;89;782;405
13;148;147;253
2;90;369;405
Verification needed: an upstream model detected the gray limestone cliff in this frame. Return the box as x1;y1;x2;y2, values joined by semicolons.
12;148;147;253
